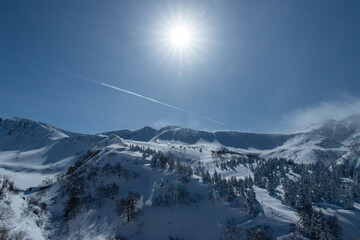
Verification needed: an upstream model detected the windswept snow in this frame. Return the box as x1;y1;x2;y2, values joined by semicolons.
0;115;360;239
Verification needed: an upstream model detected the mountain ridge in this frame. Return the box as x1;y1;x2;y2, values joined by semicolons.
0;114;360;239
0;114;359;166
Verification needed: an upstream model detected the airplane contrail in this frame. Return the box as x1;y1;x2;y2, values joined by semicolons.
0;49;226;126
49;66;225;126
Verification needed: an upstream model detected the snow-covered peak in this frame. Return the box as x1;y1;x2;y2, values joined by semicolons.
1;113;359;168
300;114;360;142
0;117;71;151
103;126;157;142
1;117;69;140
105;125;292;150
1;115;360;239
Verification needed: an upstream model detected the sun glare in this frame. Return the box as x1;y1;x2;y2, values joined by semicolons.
169;25;192;48
152;9;210;66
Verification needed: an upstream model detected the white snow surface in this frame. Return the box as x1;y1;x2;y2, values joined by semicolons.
0;115;360;239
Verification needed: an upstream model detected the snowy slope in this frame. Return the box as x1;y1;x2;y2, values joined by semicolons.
0;115;360;239
0;117;124;187
301;114;360;142
103;115;360;165
264;114;360;165
106;125;293;150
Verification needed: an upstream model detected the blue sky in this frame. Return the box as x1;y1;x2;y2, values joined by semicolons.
1;0;360;134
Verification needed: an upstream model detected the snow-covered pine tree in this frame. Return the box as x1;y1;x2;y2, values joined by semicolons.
266;173;277;196
327;215;342;240
202;170;212;183
344;185;355;210
245;187;256;217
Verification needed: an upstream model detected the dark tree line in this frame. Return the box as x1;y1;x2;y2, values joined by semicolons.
115;191;142;222
60;151;140;222
153;183;204;207
59;143;360;238
218;218;273;240
131;144;259;214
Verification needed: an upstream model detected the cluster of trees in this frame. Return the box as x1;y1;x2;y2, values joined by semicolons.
201;170;253;193
252;157;360;210
218;218;273;240
66;149;102;175
246;225;273;240
130;145;210;208
62;169;126;221
296;208;341;240
149;151;195;185
218;218;242;240
115;191;142;222
0;227;28;240
220;156;356;239
96;183;120;207
79;162;138;187
24;195;46;216
101;163;139;181
129;144;157;158
130;144;259;214
153;183;204;207
62;173;85;221
60;151;143;223
133;143;359;210
62;173;143;224
130;145;196;184
223;154;360;212
200;167;258;215
0;174;30;240
58;142;360;238
130;144;193;176
134;145;260;214
0;175;18;198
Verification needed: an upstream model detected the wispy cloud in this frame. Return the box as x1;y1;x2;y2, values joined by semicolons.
153;117;204;131
276;95;360;133
153;120;174;129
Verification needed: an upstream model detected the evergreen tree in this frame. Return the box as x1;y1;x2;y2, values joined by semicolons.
315;210;334;240
266;173;277;196
213;171;221;185
245;188;256;217
297;203;313;236
226;183;236;202
168;157;175;170
202;170;212;183
327;215;342;240
296;175;312;211
218;218;242;240
253;170;264;188
235;179;245;196
344;185;355;210
150;156;158;168
282;179;296;206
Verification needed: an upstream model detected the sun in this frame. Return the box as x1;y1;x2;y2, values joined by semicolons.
151;9;211;67
169;24;192;48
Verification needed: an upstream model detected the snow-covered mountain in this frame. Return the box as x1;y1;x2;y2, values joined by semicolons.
105;125;293;150
0;115;360;239
104;114;360;165
301;114;360;142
